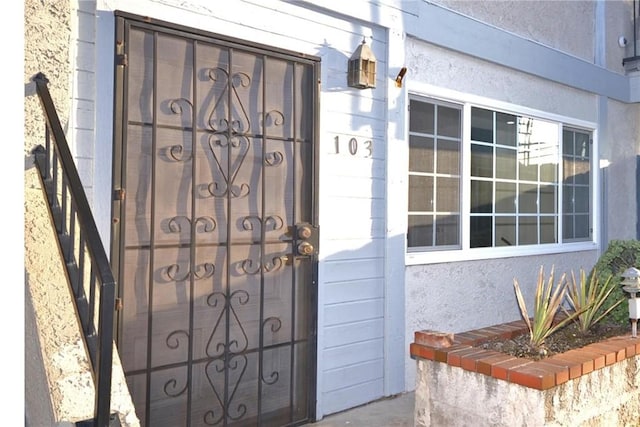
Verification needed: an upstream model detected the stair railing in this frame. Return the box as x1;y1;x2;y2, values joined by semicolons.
31;72;116;427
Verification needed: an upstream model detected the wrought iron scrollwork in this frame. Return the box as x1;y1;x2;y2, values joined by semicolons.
164;376;188;398
241;256;284;275
166;98;194;162
202;289;252;425
261;317;282;385
167;215;217;233
203;134;251;198
206;67;251;134
161;330;190;397
203;355;248;425
205;290;250;357
164;262;215;281
242;215;284;232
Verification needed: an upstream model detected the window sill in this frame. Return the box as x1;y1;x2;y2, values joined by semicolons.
405;241;598;266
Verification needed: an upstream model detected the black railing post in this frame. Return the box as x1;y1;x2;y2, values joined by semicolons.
31;72;117;427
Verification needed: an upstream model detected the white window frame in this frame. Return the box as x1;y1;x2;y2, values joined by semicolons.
404;83;599;266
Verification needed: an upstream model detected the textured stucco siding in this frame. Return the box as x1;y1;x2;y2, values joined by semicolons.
404;251;598;389
24;0;139;425
406;37;598;122
414;355;640;427
604;99;640;241
24;1;75;425
431;0;596;63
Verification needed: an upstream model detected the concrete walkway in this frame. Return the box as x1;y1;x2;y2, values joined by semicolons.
310;392;414;427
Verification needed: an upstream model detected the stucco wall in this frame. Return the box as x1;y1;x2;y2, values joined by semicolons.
404;251;598;389
405;37;597;122
431;0;596;63
24;1;74;425
605;99;640;240
24;1;139;425
414;354;640;427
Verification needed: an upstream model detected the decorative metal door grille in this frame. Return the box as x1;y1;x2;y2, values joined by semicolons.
112;13;319;427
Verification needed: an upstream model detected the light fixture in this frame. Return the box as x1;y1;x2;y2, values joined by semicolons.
395;67;407;88
620;267;640;338
348;38;376;89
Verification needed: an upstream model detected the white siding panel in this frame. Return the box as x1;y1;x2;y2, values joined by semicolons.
75;157;94;187
322;239;384;260
74;129;96;158
324;279;384;305
75;40;95;72
73;100;95;129
324;299;384;326
322;338;384;370
322;218;385;240
322;110;387;138
322;379;385;415
322;259;384;283
324;318;385;349
322;155;385;178
73;70;95;99
321;197;385;218
322;176;385;199
325;91;388;118
323;359;384;392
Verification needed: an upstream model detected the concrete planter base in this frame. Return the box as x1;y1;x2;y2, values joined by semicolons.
410;320;640;427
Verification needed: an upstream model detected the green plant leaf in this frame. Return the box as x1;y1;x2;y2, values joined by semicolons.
565;268;625;334
513;266;581;351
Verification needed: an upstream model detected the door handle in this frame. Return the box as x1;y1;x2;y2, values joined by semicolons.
292;222;318;257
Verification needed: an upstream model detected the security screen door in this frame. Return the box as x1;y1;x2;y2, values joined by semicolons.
111;13;319;427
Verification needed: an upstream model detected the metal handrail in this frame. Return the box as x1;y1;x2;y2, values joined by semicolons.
31;72;116;427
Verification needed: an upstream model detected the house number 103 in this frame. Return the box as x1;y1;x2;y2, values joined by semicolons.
334;136;373;158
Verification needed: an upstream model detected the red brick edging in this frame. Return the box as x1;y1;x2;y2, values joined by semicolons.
410;320;640;390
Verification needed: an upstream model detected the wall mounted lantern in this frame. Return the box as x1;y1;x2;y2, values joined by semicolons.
348;38;376;89
620;267;640;338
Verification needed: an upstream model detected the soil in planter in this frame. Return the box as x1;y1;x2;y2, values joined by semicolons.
480;321;630;361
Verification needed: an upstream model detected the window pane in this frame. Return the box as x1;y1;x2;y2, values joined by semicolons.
540;162;557;183
437;140;460;175
435;214;459;246
519;183;538;213
575;132;590;158
470;216;492;248
574;158;589;185
409;136;434;173
563;214;574;239
519;216;538;245
540;216;557;244
471;180;493;213
471;107;493;142
496;216;516;246
563;157;575;182
496;112;517;147
562;185;574;212
496;147;516;179
408;215;433;247
471;144;493;177
563;129;573;155
575;186;589;213
539;184;556;214
519;156;538;181
437;105;461;138
574;214;590;239
495;182;516;213
408;175;433;211
437;177;460;212
409;100;434;134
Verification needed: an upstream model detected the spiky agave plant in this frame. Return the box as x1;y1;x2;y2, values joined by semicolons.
564;269;624;335
513;266;579;353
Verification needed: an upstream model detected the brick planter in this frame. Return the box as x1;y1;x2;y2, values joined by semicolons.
410;320;640;426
